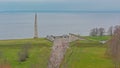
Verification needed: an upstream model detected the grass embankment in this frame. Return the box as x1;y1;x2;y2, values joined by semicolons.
61;36;114;68
83;36;111;41
0;38;52;68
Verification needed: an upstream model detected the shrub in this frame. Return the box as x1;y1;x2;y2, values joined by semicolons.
18;43;30;62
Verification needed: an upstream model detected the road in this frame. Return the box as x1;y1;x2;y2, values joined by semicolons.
48;38;69;68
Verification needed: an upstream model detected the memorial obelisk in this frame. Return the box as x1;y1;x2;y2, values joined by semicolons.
34;13;38;39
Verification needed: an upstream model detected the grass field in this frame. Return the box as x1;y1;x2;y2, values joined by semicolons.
61;39;114;68
0;36;114;68
83;36;111;41
0;38;52;68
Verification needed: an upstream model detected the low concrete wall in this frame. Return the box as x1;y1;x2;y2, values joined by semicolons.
46;33;84;42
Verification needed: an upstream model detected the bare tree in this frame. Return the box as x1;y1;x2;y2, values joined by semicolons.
114;25;120;34
108;26;113;36
89;28;98;36
107;25;120;68
98;27;105;36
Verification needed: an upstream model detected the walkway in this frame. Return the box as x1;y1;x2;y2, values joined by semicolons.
48;37;69;68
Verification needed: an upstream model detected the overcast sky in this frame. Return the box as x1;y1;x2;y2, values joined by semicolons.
0;0;120;11
0;0;119;3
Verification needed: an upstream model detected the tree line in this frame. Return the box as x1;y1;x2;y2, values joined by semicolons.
89;25;120;36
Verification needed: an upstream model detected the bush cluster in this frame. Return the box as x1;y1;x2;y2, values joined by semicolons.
18;44;30;62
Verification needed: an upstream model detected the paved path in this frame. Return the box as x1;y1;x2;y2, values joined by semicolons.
48;38;69;68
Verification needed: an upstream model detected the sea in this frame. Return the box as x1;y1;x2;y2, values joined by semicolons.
0;11;120;40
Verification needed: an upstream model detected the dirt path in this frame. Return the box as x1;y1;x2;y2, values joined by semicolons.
48;37;69;68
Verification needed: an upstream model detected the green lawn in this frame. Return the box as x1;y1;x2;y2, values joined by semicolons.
0;37;114;68
0;38;52;68
83;36;111;41
61;39;114;68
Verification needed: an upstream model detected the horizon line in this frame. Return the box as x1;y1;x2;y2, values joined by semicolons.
1;10;120;13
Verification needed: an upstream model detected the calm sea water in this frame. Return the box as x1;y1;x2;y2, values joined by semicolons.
0;12;120;40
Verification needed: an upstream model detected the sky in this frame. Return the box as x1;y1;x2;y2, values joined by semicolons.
0;0;120;12
0;0;120;39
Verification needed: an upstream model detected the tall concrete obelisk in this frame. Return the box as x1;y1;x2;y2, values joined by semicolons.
34;13;38;39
